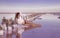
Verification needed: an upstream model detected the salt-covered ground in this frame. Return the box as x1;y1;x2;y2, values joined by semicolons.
0;14;60;38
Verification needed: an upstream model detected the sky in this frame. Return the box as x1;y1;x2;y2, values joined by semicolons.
0;0;60;13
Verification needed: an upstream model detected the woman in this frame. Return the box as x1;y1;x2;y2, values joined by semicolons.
14;12;28;38
14;12;41;38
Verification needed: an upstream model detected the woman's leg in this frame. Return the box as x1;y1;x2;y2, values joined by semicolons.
6;33;12;38
16;27;24;38
16;33;21;38
0;35;4;38
6;27;12;38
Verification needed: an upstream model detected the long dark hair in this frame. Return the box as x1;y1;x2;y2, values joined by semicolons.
15;12;20;19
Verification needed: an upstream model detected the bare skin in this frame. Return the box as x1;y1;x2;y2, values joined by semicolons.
6;27;12;38
16;33;21;38
6;19;12;38
6;33;12;38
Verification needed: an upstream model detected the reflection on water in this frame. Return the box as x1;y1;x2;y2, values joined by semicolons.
0;13;60;38
24;14;60;38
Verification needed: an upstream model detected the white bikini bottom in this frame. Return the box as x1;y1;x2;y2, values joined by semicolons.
0;30;4;35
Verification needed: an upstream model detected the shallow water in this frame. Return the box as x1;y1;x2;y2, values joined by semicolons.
0;14;60;38
22;14;60;38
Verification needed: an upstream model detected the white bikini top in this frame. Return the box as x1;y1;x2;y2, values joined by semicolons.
17;16;24;24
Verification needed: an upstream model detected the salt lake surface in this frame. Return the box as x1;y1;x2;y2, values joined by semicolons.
0;14;60;38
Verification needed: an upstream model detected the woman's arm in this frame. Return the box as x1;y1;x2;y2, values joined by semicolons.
14;18;18;24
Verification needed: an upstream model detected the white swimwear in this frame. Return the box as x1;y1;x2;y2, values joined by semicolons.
0;30;4;35
17;16;25;34
17;17;24;24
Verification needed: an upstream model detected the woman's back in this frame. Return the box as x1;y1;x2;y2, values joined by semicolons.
16;16;25;25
